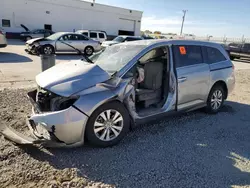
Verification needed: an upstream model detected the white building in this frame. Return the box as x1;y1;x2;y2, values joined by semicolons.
1;0;143;37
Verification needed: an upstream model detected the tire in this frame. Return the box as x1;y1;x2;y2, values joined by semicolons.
85;101;130;147
84;46;94;56
230;56;236;60
26;36;32;41
205;85;225;114
41;45;55;55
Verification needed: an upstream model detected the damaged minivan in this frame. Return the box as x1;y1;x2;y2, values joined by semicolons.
1;40;235;147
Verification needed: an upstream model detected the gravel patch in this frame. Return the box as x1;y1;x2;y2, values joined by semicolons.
1;70;250;188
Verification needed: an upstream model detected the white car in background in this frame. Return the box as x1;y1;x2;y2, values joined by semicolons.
0;27;7;48
76;30;107;43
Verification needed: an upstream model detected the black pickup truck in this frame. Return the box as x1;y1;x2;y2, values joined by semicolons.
226;43;250;60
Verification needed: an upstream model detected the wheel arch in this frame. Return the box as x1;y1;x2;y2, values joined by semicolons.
210;80;228;99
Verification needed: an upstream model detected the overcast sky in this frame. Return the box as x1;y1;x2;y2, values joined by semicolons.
87;0;250;37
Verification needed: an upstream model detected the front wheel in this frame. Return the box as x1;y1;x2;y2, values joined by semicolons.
206;85;225;114
41;45;55;55
85;101;130;147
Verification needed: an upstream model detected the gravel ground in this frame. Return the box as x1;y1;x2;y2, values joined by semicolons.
1;69;250;188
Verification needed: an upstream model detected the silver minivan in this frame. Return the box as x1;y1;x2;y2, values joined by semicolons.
1;40;235;148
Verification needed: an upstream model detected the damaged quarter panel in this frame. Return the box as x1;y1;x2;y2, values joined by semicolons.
30;106;88;145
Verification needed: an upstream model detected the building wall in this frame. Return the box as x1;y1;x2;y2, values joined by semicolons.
1;0;142;36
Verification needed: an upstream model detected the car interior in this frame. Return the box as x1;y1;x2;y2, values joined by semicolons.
135;47;170;114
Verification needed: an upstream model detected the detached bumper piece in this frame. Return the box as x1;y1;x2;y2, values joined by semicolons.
0;120;67;148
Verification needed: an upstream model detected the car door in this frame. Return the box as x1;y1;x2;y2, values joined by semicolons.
71;34;89;51
98;32;106;43
55;34;75;52
90;32;98;41
173;45;210;110
240;43;250;58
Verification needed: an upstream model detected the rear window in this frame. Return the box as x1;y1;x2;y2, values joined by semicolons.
90;32;97;38
204;46;226;64
173;45;203;67
99;33;105;39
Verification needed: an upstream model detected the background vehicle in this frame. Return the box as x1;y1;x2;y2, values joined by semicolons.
0;27;7;48
227;42;250;60
25;32;101;55
20;24;54;41
76;30;107;43
4;40;235;148
101;35;142;47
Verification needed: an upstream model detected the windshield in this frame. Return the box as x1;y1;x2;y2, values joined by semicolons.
89;44;146;74
46;33;63;40
113;36;125;42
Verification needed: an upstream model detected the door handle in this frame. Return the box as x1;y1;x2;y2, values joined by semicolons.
178;77;187;83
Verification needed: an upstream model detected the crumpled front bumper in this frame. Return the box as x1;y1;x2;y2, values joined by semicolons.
0;90;89;148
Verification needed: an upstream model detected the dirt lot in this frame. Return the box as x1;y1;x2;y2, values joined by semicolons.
0;69;250;188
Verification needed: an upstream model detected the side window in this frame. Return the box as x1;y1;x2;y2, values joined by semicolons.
90;32;97;38
204;47;226;64
99;33;105;39
82;32;88;36
173;45;203;67
75;34;88;41
2;19;10;27
59;34;71;41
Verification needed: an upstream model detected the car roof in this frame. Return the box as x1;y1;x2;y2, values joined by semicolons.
77;30;106;33
118;35;142;38
120;39;224;48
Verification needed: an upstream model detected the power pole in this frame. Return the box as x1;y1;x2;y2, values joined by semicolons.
180;10;188;36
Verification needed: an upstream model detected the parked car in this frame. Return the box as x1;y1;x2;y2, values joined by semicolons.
0;27;7;48
25;32;102;55
2;40;235;148
101;35;143;48
76;30;107;43
20;24;54;41
227;42;250;60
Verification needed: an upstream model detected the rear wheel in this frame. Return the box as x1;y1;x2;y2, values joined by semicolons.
84;46;94;56
86;101;130;147
206;85;225;114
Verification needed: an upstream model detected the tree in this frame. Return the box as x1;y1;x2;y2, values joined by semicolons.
144;30;152;34
154;31;161;34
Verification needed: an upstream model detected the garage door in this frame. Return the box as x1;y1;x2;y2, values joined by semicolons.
119;18;135;33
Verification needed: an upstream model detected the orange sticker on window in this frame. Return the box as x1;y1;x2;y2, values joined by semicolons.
179;46;186;55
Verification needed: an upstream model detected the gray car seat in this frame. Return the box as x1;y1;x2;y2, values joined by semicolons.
136;48;164;107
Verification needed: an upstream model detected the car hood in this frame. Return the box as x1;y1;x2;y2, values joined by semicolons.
102;41;120;46
36;60;111;97
26;37;46;44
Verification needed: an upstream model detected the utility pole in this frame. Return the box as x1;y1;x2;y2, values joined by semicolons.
180;10;188;36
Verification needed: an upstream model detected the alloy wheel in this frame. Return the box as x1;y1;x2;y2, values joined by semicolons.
94;109;124;141
85;47;93;55
211;90;223;110
44;46;53;54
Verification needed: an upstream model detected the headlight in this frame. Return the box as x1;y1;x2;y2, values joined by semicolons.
50;96;79;111
34;42;40;47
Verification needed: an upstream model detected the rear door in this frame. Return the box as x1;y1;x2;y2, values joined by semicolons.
98;32;106;43
173;45;210;110
71;34;89;51
89;32;98;41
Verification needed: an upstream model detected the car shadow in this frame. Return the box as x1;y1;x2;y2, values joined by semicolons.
0;52;33;63
234;58;250;64
21;101;250;187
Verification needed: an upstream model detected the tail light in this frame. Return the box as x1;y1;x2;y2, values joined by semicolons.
232;63;235;70
0;31;3;35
